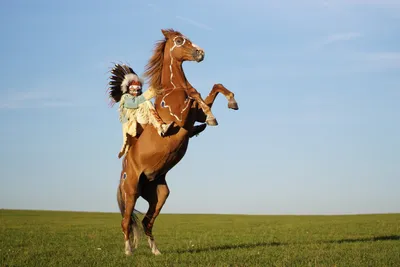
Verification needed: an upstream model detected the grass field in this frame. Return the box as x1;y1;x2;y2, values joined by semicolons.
1;209;399;266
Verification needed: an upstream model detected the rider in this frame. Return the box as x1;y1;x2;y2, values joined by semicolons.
118;75;173;158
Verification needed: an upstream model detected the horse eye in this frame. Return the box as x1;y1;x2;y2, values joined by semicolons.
175;37;184;45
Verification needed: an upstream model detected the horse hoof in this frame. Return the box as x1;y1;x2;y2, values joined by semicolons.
206;117;218;126
228;100;239;110
125;250;132;256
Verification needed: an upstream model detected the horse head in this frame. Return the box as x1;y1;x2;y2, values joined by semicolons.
144;29;208;126
161;29;205;63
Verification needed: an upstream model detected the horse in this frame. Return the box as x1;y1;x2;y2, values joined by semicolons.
116;28;239;256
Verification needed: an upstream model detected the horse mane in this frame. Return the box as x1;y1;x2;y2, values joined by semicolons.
144;29;182;93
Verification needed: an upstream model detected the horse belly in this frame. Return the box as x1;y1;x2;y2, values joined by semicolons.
142;136;189;181
163;137;189;170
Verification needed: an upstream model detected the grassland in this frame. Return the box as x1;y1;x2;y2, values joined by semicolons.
1;209;399;266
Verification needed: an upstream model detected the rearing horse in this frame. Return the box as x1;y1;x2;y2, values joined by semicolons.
116;28;239;256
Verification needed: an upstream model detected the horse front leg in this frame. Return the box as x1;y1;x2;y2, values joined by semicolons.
205;83;239;110
195;83;239;123
186;87;218;126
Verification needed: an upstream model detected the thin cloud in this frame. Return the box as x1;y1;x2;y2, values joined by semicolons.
0;89;76;109
332;0;400;7
364;52;400;69
146;3;213;31
41;101;77;108
175;16;213;31
146;3;164;14
367;52;400;61
320;32;362;46
317;0;400;9
147;3;213;31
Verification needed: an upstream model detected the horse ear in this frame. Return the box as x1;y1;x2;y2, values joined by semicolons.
161;29;170;38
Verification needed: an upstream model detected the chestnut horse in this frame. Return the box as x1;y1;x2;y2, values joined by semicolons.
116;29;239;256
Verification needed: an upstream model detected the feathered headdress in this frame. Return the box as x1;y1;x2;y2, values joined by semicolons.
107;63;143;104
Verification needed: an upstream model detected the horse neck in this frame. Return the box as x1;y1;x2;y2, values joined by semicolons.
161;56;191;89
155;57;195;128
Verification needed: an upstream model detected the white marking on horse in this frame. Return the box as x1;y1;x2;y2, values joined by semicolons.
160;35;191;121
125;240;132;255
192;42;200;49
181;98;191;114
147;236;161;255
168;41;177;90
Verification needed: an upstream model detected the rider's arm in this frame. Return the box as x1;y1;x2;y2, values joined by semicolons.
143;86;157;100
123;94;147;109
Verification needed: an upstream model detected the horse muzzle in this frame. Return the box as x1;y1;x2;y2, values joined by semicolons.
193;49;205;62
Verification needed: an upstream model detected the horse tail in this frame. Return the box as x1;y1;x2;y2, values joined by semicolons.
130;211;141;249
116;184;125;217
116;183;142;249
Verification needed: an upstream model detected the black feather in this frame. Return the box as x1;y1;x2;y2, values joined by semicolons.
109;80;121;86
111;73;124;81
107;63;138;103
111;67;126;79
110;77;123;84
110;74;122;81
121;64;134;75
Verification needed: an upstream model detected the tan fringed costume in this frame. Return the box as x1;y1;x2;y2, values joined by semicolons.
118;88;170;158
107;63;173;159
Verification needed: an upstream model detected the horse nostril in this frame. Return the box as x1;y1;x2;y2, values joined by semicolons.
193;49;205;61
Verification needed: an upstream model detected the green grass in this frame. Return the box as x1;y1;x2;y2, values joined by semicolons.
1;209;399;266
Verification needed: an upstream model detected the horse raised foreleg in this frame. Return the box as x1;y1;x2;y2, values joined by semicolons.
186;87;218;126
141;175;170;256
205;83;239;110
196;83;239;123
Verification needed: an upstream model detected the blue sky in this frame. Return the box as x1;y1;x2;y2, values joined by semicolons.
1;0;399;215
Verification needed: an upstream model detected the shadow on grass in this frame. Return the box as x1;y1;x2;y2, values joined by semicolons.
170;235;399;254
324;235;400;244
171;241;285;254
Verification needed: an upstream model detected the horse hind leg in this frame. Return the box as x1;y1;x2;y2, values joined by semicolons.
141;175;170;256
117;183;131;255
117;174;140;256
122;194;141;255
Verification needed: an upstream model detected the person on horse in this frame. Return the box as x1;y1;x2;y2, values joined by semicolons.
108;63;207;158
108;64;173;158
118;75;174;158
